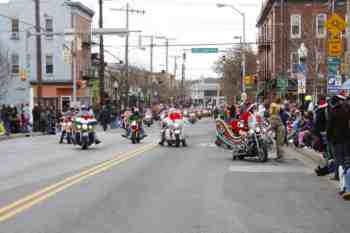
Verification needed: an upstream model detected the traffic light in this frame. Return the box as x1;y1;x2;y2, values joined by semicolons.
20;69;27;81
244;76;251;85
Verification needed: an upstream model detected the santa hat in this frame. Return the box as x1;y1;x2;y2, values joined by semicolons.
336;90;347;100
318;99;328;108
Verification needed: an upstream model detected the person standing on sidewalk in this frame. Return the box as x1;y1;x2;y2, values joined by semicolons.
269;102;286;161
327;94;350;181
32;104;41;132
1;105;10;136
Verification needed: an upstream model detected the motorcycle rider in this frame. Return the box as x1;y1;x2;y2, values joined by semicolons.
123;107;146;138
159;108;183;145
76;105;101;144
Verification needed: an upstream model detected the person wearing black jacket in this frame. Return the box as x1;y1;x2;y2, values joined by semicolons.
327;95;350;180
32;104;41;132
1;104;10;136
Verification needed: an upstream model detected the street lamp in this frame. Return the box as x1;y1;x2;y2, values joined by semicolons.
217;3;246;93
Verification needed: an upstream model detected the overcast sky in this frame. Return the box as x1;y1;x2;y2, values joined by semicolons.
1;0;263;80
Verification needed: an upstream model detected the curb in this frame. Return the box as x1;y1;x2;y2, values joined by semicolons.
286;146;340;187
0;132;44;142
285;145;323;165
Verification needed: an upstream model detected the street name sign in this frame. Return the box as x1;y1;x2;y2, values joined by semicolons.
191;48;219;53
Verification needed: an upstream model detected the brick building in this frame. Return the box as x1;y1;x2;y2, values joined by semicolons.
257;0;347;100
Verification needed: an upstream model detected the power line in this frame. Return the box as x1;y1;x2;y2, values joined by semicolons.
96;41;260;48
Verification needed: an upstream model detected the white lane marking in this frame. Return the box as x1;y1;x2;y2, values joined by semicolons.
229;165;309;173
198;142;217;148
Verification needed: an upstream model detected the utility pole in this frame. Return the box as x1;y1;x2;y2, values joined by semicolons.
181;52;186;104
111;4;145;107
34;0;43;104
347;0;350;79
173;56;178;78
98;0;105;105
165;39;169;73
150;36;154;105
125;2;130;108
242;12;246;94
150;36;154;74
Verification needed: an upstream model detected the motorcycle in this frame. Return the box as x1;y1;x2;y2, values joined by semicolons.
143;113;153;127
162;119;187;147
127;120;143;144
232;121;269;162
215;119;268;162
74;116;98;150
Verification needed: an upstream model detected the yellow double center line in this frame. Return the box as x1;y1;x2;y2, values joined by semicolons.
0;143;157;222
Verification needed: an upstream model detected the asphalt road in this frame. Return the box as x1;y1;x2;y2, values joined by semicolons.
0;119;349;233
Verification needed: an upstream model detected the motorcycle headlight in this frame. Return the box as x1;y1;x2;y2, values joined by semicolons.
88;125;93;130
76;124;81;129
82;124;88;130
249;129;254;134
255;127;261;133
174;123;180;128
62;123;67;127
67;122;72;127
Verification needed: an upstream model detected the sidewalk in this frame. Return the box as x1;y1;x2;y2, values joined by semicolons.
0;132;44;142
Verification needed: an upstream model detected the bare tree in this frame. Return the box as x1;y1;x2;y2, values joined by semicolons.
0;45;10;103
213;45;257;104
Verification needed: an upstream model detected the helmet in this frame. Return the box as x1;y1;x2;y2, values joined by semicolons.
304;95;312;101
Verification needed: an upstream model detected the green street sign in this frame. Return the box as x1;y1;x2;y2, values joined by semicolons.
276;79;288;88
191;48;219;53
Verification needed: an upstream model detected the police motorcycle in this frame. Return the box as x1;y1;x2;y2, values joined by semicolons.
74;114;99;150
160;115;187;147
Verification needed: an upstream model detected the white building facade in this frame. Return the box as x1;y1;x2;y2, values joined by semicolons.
190;78;225;107
0;0;94;111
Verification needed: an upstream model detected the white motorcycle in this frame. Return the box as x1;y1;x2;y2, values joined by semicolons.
161;119;187;147
143;113;153;127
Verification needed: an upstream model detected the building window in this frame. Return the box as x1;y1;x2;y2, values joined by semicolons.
316;14;327;38
45;18;53;39
291;14;301;38
11;53;19;74
46;55;53;74
290;52;299;73
11;19;19;40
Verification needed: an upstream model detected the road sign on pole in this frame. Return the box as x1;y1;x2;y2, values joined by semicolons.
297;73;306;94
325;14;347;33
328;40;342;57
191;48;219;53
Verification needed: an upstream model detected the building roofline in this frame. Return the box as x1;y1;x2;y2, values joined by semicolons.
66;1;95;18
256;0;275;27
